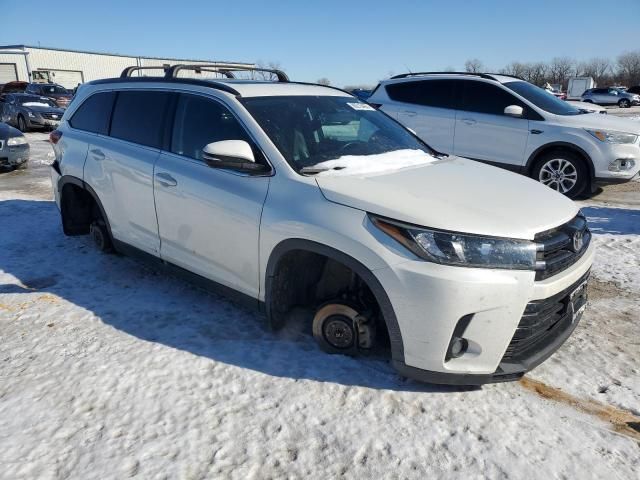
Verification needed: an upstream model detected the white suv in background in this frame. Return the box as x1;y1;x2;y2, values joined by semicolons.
50;65;594;385
368;72;640;198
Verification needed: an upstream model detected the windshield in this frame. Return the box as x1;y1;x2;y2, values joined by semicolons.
241;95;433;173
504;81;583;116
18;96;58;107
40;84;68;94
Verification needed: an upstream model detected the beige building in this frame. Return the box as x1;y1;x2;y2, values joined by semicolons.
0;45;254;89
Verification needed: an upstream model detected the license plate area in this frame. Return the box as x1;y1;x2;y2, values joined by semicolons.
569;280;588;319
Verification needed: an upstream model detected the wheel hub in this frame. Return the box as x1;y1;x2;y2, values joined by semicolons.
539;158;578;193
322;315;355;349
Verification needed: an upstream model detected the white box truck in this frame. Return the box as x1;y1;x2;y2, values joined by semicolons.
567;77;596;100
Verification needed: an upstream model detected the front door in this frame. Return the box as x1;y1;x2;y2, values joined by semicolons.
153;93;270;298
453;80;530;168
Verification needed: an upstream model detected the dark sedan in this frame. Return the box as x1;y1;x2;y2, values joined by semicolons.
0;122;29;170
25;83;73;108
0;93;65;132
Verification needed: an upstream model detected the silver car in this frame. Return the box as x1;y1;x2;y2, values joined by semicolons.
0;93;66;131
581;87;640;108
0;122;29;170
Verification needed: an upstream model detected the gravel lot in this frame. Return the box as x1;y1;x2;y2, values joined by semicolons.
0;131;638;479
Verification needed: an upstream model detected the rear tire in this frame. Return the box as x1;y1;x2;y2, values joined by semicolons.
532;150;588;199
618;98;631;108
17;115;28;132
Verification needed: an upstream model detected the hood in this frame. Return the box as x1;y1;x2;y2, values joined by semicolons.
558;111;640;133
314;154;578;240
0;122;22;139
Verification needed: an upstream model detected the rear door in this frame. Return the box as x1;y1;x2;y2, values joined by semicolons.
453;80;530;168
153;93;270;298
83;89;171;255
384;79;457;153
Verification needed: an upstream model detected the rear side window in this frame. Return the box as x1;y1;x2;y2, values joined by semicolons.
459;81;525;115
385;79;456;109
110;91;172;148
171;93;254;161
69;91;116;134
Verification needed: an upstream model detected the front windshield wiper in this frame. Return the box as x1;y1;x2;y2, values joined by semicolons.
299;166;346;175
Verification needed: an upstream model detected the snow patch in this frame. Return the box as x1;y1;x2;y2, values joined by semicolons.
312;149;437;176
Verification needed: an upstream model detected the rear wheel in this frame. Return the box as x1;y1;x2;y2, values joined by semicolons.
17;115;27;132
532;150;588;199
618;98;631;108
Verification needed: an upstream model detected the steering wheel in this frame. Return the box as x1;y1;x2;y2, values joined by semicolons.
339;141;363;154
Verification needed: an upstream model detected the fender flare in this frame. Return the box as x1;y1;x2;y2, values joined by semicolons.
525;142;595;180
58;175;114;241
264;239;405;363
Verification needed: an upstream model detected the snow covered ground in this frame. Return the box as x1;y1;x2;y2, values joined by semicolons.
0;133;638;479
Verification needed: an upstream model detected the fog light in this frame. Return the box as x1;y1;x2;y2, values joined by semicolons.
609;158;636;172
449;337;469;358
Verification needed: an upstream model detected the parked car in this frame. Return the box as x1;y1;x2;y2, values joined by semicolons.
25;83;72;108
49;66;594;385
0;81;28;94
368;72;640;198
626;85;640;95
565;100;607;114
0;93;66;131
581;87;640;108
0;122;29;170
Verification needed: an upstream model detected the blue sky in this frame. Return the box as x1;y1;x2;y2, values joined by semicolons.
2;0;638;87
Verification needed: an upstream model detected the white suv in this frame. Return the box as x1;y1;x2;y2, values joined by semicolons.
49;66;594;385
368;72;640;198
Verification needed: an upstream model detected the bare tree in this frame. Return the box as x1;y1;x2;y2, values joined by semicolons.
549;57;575;88
500;61;528;79
316;77;331;86
464;58;484;73
253;60;284;80
617;51;640;86
576;57;611;85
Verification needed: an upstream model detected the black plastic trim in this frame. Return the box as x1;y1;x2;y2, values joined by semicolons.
464;157;524;173
58;175;114;241
265;239;405;363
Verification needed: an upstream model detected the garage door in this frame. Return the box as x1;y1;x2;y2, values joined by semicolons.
47;70;84;89
0;64;18;83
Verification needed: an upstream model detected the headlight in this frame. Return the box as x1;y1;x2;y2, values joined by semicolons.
7;136;27;146
586;129;638;144
27;111;36;118
370;216;537;270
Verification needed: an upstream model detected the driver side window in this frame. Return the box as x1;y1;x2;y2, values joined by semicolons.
171;94;260;162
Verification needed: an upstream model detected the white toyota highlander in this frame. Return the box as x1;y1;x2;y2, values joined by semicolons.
49;65;594;385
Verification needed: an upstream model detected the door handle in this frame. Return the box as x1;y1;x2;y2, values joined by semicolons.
403;111;417;117
89;148;105;160
155;172;177;187
461;118;477;125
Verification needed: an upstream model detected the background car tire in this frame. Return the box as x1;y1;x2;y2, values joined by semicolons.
532;150;588;199
17;115;27;132
618;99;630;108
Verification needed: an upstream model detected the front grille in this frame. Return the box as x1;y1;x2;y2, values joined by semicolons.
41;112;61;120
503;271;589;363
534;214;591;281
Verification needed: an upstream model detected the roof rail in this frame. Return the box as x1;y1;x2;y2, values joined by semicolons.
482;72;525;81
165;64;289;82
89;76;241;96
120;66;171;78
390;71;497;80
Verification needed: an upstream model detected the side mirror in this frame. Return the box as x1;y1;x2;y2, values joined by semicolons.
202;140;267;172
504;105;524;118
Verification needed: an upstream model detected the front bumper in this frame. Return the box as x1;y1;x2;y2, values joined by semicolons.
377;240;595;385
591;142;640;182
0;143;29;168
27;116;61;129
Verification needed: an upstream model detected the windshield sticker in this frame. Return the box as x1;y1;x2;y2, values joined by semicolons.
347;102;375;111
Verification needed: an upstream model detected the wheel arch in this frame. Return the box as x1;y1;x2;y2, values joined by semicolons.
264;238;405;363
58;175;113;241
525;142;595;181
